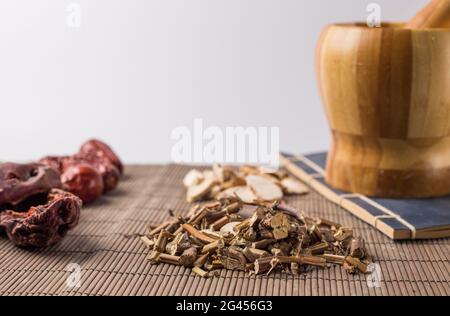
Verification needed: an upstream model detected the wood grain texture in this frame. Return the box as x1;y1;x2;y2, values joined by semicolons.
405;0;450;29
316;23;450;198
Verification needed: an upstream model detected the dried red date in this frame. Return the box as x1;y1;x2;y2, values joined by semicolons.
73;152;120;193
86;159;120;193
79;139;123;174
0;189;81;248
61;163;104;203
41;154;120;194
39;139;123;203
0;163;62;207
38;156;74;173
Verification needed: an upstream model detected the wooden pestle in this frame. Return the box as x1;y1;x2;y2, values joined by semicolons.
405;0;450;28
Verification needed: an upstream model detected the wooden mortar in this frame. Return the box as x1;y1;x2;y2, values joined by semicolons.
406;0;450;28
316;23;450;198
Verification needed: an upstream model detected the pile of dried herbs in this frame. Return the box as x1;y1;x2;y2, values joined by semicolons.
141;198;371;277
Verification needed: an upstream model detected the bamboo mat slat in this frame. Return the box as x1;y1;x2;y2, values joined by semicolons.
0;164;449;296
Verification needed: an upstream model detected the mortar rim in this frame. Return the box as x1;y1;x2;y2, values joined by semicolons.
326;22;450;32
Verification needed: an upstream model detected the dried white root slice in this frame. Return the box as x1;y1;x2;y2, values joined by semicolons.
221;173;246;189
246;175;283;201
186;171;216;202
215;186;242;200
183;169;204;187
261;173;281;186
212;164;225;183
280;177;309;195
258;166;278;174
219;222;241;235
208;184;222;199
239;165;260;176
235;186;258;204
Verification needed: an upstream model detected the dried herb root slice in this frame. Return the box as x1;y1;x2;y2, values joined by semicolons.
183;169;204;188
234;186;258;204
280;177;309;195
186;171;216;202
245;175;283;201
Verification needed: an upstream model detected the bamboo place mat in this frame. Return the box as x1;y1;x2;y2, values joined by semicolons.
0;165;449;296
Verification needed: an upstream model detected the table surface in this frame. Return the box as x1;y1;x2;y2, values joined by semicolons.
0;165;449;296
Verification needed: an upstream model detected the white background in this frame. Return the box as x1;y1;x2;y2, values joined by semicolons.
0;0;427;163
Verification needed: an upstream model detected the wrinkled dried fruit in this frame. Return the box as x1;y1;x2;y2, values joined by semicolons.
74;152;120;192
61;163;104;203
90;159;120;193
0;189;81;248
79;139;123;175
38;156;74;173
39;139;123;202
0;163;62;207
